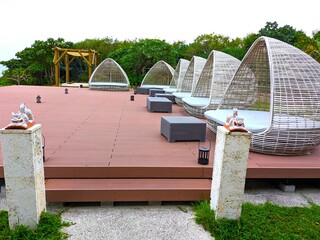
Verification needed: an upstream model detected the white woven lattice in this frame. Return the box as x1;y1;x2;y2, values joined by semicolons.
183;50;240;117
206;36;320;155
141;60;174;86
168;59;190;89
89;58;130;91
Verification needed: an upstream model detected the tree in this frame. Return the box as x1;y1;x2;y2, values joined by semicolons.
258;21;305;46
1;68;31;85
110;39;177;85
1;38;73;85
185;33;232;58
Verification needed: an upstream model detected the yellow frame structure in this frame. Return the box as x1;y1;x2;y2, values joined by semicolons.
52;47;100;86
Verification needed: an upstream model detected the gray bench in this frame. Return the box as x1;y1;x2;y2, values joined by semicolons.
137;87;152;94
161;116;206;142
147;97;172;113
149;89;165;97
155;93;176;103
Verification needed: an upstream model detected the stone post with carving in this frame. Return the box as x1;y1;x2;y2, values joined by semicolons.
0;124;46;229
210;126;251;220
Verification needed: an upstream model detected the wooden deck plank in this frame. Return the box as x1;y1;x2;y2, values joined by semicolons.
45;179;211;202
0;85;319;180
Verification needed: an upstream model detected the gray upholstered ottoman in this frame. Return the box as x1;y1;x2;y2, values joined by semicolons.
149;89;165;97
147;97;172;113
155;93;176;103
137;87;152;94
161;116;206;142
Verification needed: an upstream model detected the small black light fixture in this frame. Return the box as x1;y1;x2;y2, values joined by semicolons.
130;95;134;101
42;135;46;162
198;140;211;165
134;90;137;95
36;95;41;103
65;88;68;94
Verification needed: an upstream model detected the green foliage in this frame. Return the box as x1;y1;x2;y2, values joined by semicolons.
0;210;71;239
185;33;232;59
0;38;73;85
2;21;320;86
193;201;320;240
109;39;178;86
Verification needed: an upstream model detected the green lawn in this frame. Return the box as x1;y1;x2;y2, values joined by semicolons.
0;210;71;240
193;201;320;240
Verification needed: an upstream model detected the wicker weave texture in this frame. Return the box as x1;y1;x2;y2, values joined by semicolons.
169;59;190;89
176;56;206;93
89;85;130;91
183;50;240;117
89;58;130;85
211;36;320;155
141;60;174;86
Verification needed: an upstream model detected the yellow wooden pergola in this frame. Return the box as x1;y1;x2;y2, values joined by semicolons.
52;47;100;86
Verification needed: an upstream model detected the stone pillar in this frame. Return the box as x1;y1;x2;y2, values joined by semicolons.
0;124;46;229
210;126;250;220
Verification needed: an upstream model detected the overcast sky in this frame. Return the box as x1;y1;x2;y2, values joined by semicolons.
0;0;319;74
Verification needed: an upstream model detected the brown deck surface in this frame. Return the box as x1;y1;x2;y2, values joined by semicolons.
0;85;319;179
0;86;319;202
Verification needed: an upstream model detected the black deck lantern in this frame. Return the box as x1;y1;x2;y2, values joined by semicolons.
42;135;46;162
36;95;41;103
65;88;68;94
130;95;134;101
198;140;211;165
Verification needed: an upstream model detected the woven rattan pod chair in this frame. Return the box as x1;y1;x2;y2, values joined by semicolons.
173;56;206;106
89;58;130;91
182;50;240;118
140;60;174;90
165;59;190;94
205;36;320;155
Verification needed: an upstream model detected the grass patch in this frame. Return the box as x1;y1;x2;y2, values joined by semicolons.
193;201;320;240
0;210;72;239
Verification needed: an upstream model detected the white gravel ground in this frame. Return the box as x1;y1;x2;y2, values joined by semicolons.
0;187;319;240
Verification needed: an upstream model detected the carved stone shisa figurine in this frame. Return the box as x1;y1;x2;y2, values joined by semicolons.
6;103;35;129
224;108;248;132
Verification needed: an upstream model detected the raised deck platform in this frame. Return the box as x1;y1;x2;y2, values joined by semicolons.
0;86;319;202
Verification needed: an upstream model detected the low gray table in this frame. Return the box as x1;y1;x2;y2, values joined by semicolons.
161;116;206;142
149;89;165;97
155;93;175;103
137;87;153;94
147;97;172;113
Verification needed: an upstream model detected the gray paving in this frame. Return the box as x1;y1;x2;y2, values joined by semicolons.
0;186;319;239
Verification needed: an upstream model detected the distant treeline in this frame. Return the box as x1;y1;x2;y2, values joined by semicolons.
1;21;319;86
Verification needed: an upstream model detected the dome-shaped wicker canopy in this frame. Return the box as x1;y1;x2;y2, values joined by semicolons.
173;56;206;105
141;60;174;88
205;36;320;155
183;50;240;118
89;58;130;91
165;59;190;93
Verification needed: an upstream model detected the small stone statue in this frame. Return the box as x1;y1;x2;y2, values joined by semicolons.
224;108;248;132
6;103;35;129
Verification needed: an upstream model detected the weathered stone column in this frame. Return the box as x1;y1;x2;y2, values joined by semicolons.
0;124;46;229
210;126;250;220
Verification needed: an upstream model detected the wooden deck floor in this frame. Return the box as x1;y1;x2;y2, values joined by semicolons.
0;86;319;202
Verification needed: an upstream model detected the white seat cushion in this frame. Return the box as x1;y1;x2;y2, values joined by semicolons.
182;97;210;107
205;109;270;133
140;85;170;89
172;92;191;99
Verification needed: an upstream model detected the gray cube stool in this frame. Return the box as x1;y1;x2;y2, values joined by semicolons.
137;87;152;94
155;93;176;103
161;116;206;142
149;89;165;97
147;97;172;113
